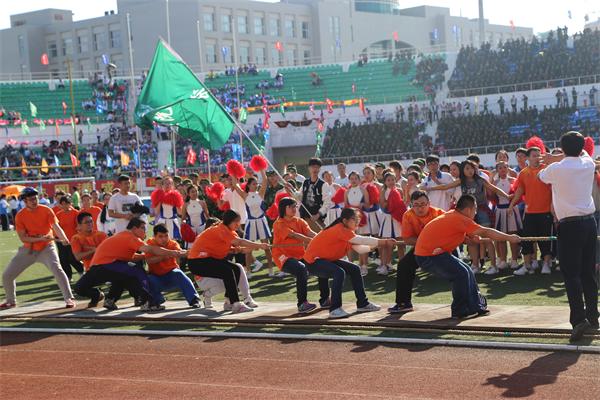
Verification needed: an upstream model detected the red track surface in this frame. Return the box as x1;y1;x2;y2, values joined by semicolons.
1;333;599;399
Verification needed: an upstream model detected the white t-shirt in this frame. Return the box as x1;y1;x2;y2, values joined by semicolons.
108;192;143;233
538;154;595;221
420;171;455;211
222;188;248;224
335;176;349;186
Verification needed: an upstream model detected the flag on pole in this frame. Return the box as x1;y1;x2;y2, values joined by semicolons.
239;107;248;123
106;154;113;168
359;98;366;115
186;148;197;165
21;158;28;176
41;158;49;174
29;102;38;117
133;150;140;168
88;152;96;168
326;98;334;114
168;151;174;168
70;152;79;167
62;101;68;115
39;119;46;131
135;39;235;150
199;148;209;163
55;120;60;136
231;144;242;161
54;154;60;166
21;121;30;135
86;117;92;132
71;118;75;132
120;151;130;166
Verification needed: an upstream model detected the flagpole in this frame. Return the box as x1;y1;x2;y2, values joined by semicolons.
67;59;78;167
231;19;243;164
206;149;211;182
127;12;143;183
171;128;177;175
165;0;171;44
196;20;204;73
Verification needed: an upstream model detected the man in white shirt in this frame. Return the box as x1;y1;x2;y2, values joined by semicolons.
108;175;144;233
539;131;598;342
419;155;454;211
335;163;349;186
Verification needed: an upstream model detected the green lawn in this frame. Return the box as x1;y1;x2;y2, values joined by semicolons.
0;230;569;307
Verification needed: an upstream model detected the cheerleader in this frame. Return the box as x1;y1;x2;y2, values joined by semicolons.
321;170;342;226
344;171;370;275
96;193;116;236
488;161;522;274
378;172;407;275
182;185;209;235
152;176;184;240
232;171;275;276
361;165;382;237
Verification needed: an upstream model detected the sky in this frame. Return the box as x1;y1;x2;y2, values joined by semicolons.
1;0;598;33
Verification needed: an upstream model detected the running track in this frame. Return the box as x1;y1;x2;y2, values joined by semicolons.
1;333;598;399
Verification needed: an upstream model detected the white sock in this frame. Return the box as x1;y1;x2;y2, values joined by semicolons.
236;264;251;299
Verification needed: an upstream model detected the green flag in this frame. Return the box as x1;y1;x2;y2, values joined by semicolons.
279;103;286;118
239;107;248;124
39;120;46;131
21;121;30;135
135;39;234;150
88;152;95;168
29;102;37;117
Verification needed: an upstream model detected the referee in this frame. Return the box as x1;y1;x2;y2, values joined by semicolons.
539;131;599;342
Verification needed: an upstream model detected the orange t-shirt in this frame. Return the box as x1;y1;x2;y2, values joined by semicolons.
15;205;58;252
71;231;108;271
90;230;145;266
415;210;480;256
401;206;445;239
55;208;80;240
94;201;105;209
515;166;552;214
272;217;312;269
146;238;180;276
188;223;238;259
80;206;102;231
303;223;355;263
51;204;62;216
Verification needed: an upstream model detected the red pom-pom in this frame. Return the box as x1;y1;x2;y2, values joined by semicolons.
218;201;231;211
265;191;292;221
240;182;248;192
162;190;184;208
331;187;347;204
584;137;595;157
150;189;165;208
526;135;546;154
387;188;407;223
226;159;246;179
365;183;380;207
249;155;268;172
204;182;225;203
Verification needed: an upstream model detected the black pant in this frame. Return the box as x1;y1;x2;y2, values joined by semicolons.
74;267;147;303
188;257;241;303
521;212;553;256
0;214;8;231
56;242;84;279
395;248;419;305
557;217;599;327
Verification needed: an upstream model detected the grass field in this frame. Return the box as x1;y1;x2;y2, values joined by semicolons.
0;230;570;307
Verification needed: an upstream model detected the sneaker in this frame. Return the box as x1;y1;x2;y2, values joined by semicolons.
471;266;481;274
387;264;395;272
497;261;509;270
510;260;519;269
87;291;105;308
531;260;539;270
320;298;332;309
356;302;381;313
223;301;233;311
376;265;388;276
360;265;368;276
477;309;491;316
483;266;499;275
513;265;530;276
231;302;254;313
189;298;201;308
329;307;350;319
388;303;414;313
276;271;287;278
570;320;591;343
65;299;77;309
244;297;259;308
103;298;118;311
267;269;275;277
298;301;317;313
140;303;165;312
541;263;552;274
203;296;213;308
0;302;16;310
251;260;264;273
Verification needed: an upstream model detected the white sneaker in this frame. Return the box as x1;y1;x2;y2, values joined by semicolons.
251;261;263;273
231;302;254;313
541;263;552;274
356;302;381;312
531;260;539;270
387;264;395;272
267;268;275;277
513;265;530;276
244;297;259;308
484;266;499;275
203;295;213;309
471;266;481;274
360;265;368;277
276;271;287;278
510;260;519;269
497;261;508;270
376;265;388;276
329;307;350;319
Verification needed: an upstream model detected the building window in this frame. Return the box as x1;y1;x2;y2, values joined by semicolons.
302;21;310;39
285;49;296;65
329;16;340;37
255;47;265;64
222;15;231;33
271;47;281;65
303;49;311;65
17;35;25;58
254;17;264;35
110;30;121;48
237;16;247;34
269;19;280;36
93;32;107;51
77;35;89;53
48;41;58;57
221;45;232;63
62;38;73;56
239;46;250;64
284;19;295;38
206;44;216;63
204;13;214;32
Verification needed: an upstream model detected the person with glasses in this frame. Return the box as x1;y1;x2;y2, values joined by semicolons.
1;188;76;310
388;191;444;314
